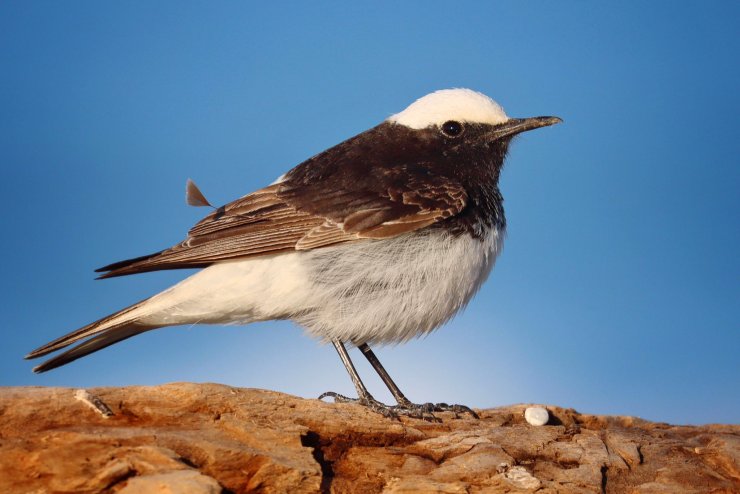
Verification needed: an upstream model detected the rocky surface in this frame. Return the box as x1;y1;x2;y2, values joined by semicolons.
0;383;737;493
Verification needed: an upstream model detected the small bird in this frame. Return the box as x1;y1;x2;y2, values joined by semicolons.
26;89;560;418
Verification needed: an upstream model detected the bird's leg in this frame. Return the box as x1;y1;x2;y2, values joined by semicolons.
319;340;398;418
358;343;479;419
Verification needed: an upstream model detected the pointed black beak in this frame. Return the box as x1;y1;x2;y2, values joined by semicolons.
490;116;562;140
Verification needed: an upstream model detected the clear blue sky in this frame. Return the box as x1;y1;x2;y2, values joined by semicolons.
1;2;737;425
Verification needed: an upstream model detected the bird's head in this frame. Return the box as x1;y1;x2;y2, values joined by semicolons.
386;88;561;176
283;88;561;196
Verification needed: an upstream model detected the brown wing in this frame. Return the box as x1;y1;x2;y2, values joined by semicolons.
95;176;467;278
97;184;319;277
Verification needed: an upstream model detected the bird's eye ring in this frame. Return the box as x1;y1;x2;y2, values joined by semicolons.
441;120;464;137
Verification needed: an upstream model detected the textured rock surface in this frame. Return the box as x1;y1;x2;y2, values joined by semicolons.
0;383;737;493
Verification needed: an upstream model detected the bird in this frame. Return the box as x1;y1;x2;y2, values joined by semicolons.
26;88;561;419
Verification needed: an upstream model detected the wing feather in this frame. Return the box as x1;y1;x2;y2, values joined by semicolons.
295;221;358;250
96;170;468;278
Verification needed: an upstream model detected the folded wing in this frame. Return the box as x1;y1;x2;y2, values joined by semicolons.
96;169;468;279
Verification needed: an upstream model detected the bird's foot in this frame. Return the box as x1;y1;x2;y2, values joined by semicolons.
319;392;478;421
318;391;399;419
393;398;480;420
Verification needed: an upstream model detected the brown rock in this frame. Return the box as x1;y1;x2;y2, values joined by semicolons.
0;383;737;493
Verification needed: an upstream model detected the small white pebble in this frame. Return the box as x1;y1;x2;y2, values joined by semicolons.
524;406;549;426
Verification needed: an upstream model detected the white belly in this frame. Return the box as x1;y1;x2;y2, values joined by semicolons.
297;228;503;344
140;228;503;345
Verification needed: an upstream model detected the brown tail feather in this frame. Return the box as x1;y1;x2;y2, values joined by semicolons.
94;251;166;279
96;260;212;279
26;298;149;360
32;324;156;373
94;250;212;279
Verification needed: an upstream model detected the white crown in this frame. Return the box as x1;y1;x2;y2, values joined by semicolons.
387;88;508;129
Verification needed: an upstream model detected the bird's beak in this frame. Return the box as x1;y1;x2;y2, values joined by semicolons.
489;116;562;140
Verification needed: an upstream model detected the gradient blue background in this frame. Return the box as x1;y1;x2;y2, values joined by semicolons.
1;2;738;425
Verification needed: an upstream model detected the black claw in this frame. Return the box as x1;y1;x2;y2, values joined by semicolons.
395;400;479;420
390;404;440;422
318;391;352;402
319;392;478;421
428;402;479;419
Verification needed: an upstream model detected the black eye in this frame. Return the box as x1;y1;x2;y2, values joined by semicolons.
441;120;463;137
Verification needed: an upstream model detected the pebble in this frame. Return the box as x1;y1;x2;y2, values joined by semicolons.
524;406;549;426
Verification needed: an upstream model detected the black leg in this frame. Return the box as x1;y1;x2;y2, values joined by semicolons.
318;340;398;418
358;343;412;406
358;343;479;419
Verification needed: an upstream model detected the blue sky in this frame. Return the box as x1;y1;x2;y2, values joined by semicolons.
1;2;737;425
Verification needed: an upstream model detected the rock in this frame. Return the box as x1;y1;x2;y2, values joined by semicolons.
0;384;737;493
504;465;542;491
119;470;222;494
